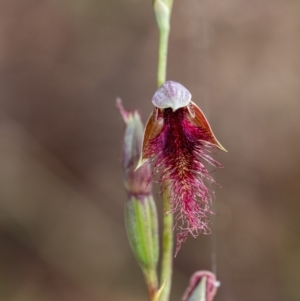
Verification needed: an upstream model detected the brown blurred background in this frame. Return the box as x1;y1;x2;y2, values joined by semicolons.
0;0;300;300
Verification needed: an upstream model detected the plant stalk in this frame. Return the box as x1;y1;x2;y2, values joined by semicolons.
143;268;159;301
157;28;170;87
153;1;174;300
159;186;173;301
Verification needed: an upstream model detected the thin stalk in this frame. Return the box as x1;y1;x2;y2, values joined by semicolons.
143;268;159;301
155;0;173;87
153;1;174;300
159;186;173;301
157;28;170;87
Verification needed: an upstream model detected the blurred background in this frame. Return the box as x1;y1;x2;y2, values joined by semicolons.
0;0;299;300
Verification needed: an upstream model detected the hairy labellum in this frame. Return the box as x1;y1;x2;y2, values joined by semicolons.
137;81;226;254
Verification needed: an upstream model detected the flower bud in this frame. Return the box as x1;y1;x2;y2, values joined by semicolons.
117;99;159;295
117;98;152;196
182;271;219;301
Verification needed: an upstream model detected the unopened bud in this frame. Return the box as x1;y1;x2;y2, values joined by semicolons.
182;271;219;301
117;98;152;196
117;99;159;294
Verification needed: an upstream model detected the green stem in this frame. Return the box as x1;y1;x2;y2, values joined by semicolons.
155;0;173;87
153;1;174;300
159;186;173;301
157;28;170;87
143;268;159;301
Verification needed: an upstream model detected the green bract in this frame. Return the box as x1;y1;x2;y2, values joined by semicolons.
125;195;159;271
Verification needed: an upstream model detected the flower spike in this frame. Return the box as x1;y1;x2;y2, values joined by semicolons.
137;81;226;253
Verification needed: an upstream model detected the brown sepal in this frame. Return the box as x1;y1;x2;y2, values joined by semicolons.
186;101;227;152
135;108;164;170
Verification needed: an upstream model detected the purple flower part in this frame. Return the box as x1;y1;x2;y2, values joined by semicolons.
137;81;226;254
152;81;191;111
182;270;219;301
146;107;220;254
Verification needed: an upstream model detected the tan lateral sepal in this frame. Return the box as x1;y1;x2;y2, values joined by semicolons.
135;108;164;170
187;101;227;152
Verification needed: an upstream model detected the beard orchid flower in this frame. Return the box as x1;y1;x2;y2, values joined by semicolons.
136;81;226;254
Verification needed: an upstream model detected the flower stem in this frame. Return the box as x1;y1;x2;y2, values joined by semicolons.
143;268;159;301
157;27;169;87
153;1;174;300
159;186;173;301
154;0;173;87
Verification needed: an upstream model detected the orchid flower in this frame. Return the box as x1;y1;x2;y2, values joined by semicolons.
136;81;226;254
